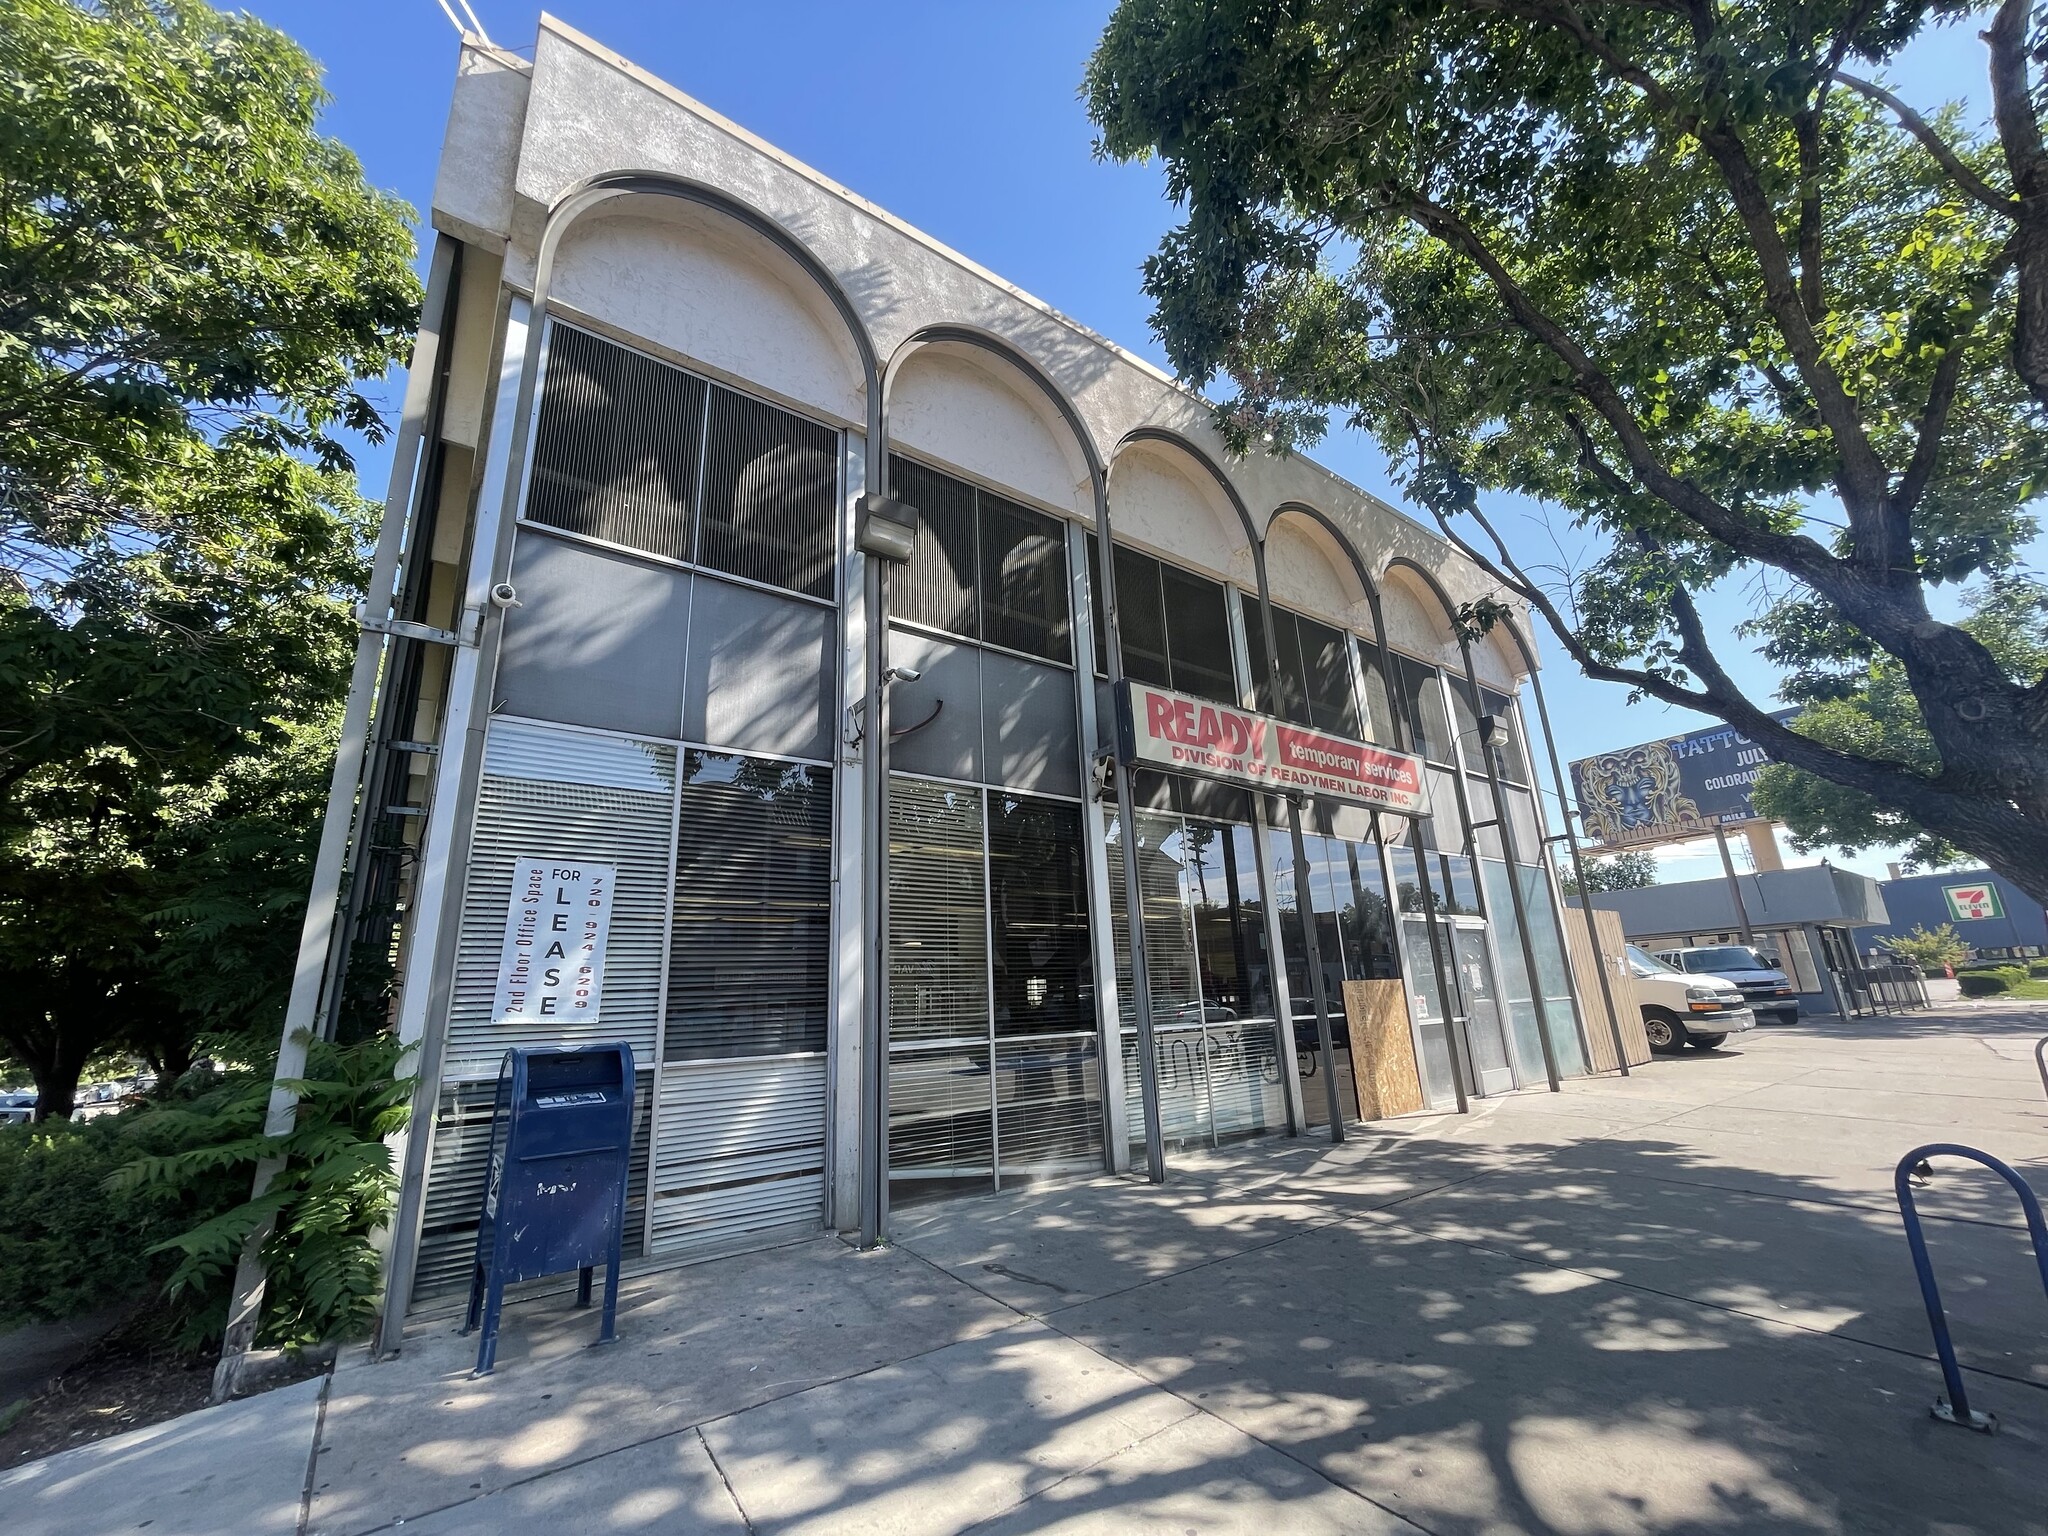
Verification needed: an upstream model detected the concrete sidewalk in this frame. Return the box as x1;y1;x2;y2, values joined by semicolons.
16;1005;2048;1535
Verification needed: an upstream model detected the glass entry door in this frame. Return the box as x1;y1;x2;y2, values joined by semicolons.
1449;921;1517;1095
1109;809;1287;1150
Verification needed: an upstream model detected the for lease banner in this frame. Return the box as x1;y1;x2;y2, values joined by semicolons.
491;857;617;1025
1115;680;1427;815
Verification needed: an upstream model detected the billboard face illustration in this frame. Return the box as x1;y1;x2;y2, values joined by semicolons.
1570;714;1796;850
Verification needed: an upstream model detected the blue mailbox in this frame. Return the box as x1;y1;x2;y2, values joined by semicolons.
462;1043;635;1375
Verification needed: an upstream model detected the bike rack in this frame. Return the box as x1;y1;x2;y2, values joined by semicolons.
2035;1036;2047;1102
1894;1143;2048;1433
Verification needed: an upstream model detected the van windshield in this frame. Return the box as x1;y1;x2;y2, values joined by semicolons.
1688;946;1771;971
1626;944;1680;978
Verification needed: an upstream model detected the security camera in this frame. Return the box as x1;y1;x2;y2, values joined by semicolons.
883;665;922;684
489;582;521;609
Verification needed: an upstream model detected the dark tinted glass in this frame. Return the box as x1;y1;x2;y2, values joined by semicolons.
1397;655;1454;763
528;325;704;561
891;456;978;638
1161;564;1235;703
1113;545;1172;686
1298;615;1361;736
666;752;832;1060
1359;649;1395;746
697;387;838;599
1479;688;1531;782
979;494;1071;663
988;794;1092;1036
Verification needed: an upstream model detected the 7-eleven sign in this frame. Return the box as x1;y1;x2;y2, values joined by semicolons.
1943;882;2006;922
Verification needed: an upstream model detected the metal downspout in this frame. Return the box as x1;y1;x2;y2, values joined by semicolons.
213;236;458;1399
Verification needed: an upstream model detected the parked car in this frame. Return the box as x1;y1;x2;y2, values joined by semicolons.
0;1090;36;1126
1653;944;1801;1026
1626;945;1756;1052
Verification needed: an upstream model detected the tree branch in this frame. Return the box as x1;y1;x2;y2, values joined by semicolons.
1987;0;2048;410
1831;71;2018;216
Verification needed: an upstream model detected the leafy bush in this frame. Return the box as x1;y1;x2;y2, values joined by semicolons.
1958;966;2027;996
0;1118;195;1331
1880;923;1970;973
110;1031;411;1352
2028;960;2048;979
0;1032;408;1354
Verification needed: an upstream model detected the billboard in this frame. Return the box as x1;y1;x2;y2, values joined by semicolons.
1569;713;1796;850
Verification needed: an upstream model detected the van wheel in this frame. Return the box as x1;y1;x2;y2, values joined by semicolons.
1642;1010;1684;1053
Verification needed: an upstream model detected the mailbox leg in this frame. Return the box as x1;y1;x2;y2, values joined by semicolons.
597;1255;621;1346
462;1262;484;1336
575;1265;593;1309
473;1274;505;1377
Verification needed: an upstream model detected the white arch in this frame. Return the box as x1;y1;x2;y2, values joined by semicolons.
885;339;1093;517
1105;439;1256;584
548;197;868;426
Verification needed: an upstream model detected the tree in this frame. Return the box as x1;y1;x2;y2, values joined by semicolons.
1560;849;1659;897
1880;921;1972;970
0;0;418;1115
1086;1;2048;902
1753;577;2048;864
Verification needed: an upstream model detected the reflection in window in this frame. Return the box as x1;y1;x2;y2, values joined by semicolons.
988;794;1093;1037
889;456;1072;664
1242;597;1363;737
528;324;839;600
666;752;833;1061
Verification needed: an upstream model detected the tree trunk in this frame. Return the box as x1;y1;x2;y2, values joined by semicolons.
27;1032;87;1121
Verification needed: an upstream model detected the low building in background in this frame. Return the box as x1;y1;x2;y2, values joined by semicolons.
1590;864;1890;1018
1868;868;2047;960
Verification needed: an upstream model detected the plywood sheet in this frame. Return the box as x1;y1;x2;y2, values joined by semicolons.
1563;905;1652;1068
1340;979;1427;1120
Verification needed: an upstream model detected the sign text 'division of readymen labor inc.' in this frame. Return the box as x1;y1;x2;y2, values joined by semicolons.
1569;711;1799;850
1114;680;1428;815
491;858;617;1025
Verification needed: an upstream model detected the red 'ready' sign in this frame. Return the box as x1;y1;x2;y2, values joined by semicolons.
1117;682;1428;815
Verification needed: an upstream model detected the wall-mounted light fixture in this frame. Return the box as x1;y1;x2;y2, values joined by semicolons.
856;492;919;564
1477;712;1512;749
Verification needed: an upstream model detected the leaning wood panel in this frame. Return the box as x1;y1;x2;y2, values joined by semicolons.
1563;906;1652;1068
1341;979;1426;1120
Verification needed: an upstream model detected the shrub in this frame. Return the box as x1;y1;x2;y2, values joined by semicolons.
0;1119;180;1331
0;1031;408;1355
2028;960;2048;979
110;1031;411;1352
1958;966;2027;996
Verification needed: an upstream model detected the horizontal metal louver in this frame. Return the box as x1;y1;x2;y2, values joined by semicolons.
889;1044;994;1178
696;387;838;599
888;779;989;1043
648;1057;825;1253
994;1035;1101;1172
445;724;676;1077
527;324;704;561
666;752;831;1061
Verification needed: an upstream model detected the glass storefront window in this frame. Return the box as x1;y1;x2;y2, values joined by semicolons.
1241;596;1363;738
1394;655;1454;764
528;324;839;600
988;794;1093;1037
666;751;833;1061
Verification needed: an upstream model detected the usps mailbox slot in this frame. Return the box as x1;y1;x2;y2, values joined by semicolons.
463;1043;635;1376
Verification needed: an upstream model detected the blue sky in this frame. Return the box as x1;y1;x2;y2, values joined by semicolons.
250;1;2014;879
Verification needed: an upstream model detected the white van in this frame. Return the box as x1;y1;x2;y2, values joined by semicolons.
1626;945;1757;1052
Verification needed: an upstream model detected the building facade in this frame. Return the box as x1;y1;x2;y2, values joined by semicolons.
1869;868;2048;959
337;20;1612;1342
